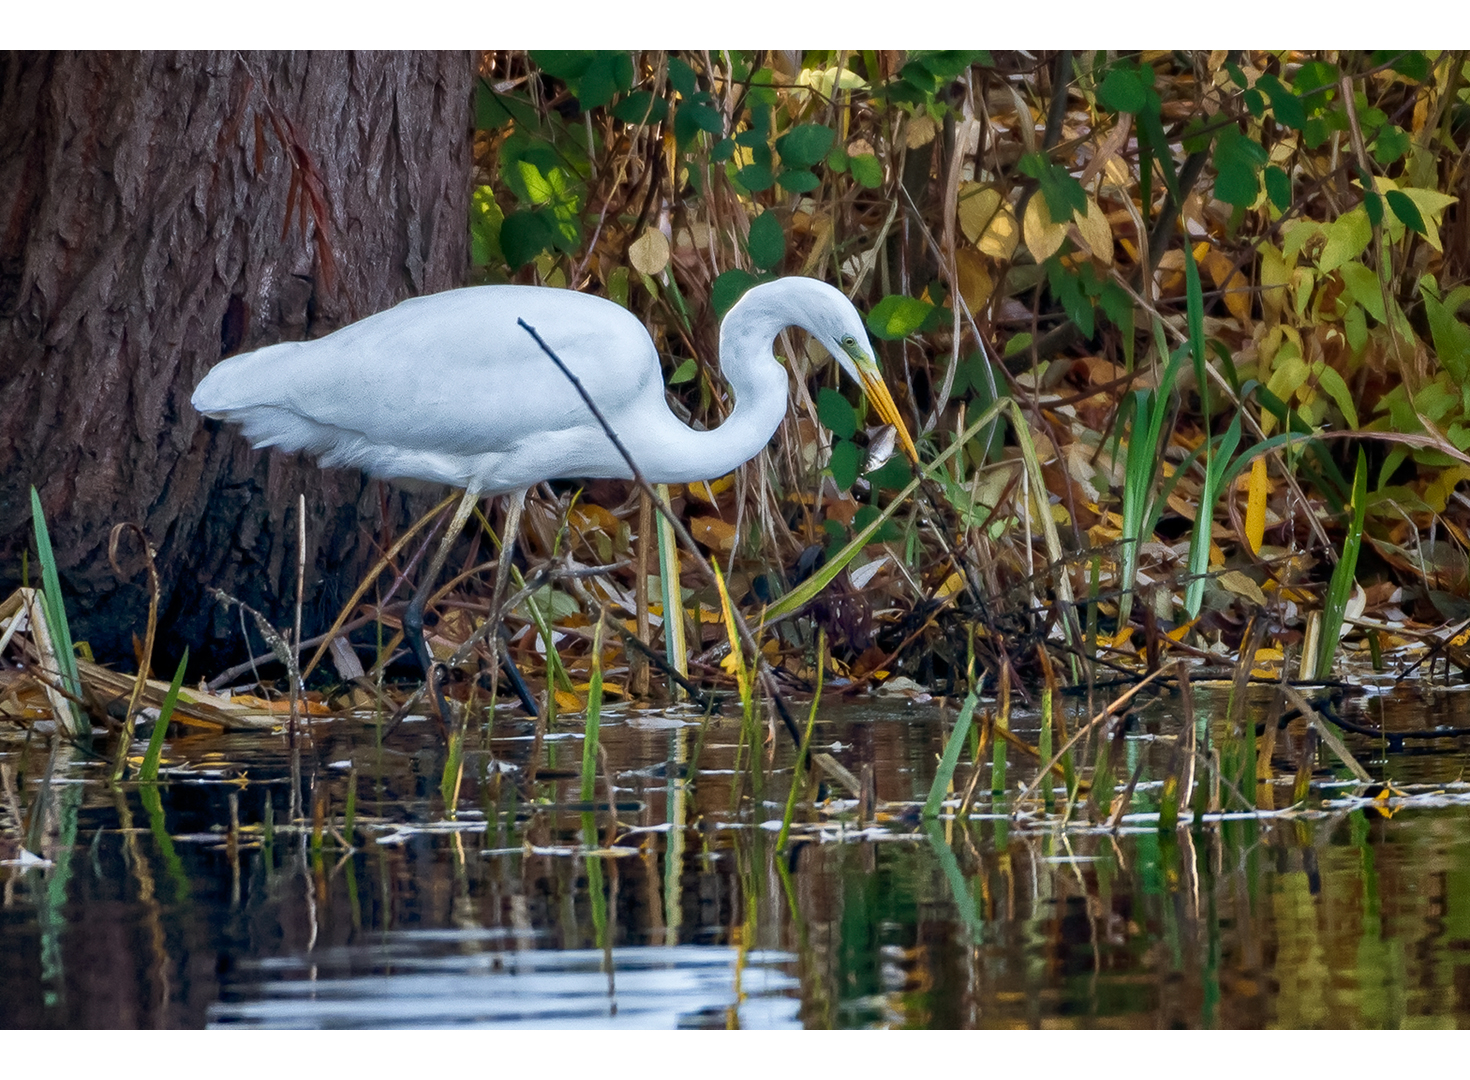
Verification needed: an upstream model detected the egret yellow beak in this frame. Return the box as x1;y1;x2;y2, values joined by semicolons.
854;362;920;466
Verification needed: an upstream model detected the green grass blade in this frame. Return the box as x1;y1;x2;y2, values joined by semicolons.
655;483;689;699
1183;239;1209;423
923;690;979;820
581;618;604;805
1184;415;1243;618
777;631;825;851
30;486;83;730
139;649;188;783
1315;447;1368;680
762;402;1007;628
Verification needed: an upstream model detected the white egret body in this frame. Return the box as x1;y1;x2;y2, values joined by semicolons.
191;276;917;719
192;277;917;494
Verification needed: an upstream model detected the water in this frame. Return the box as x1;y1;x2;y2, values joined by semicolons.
3;684;1470;1028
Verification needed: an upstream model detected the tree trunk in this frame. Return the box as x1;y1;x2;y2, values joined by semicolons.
0;51;475;672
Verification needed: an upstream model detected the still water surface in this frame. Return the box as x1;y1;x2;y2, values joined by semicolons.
3;685;1469;1028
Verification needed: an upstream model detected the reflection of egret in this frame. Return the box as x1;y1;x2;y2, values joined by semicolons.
192;276;919;716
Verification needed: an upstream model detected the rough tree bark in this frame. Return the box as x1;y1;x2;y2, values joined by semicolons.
0;51;475;671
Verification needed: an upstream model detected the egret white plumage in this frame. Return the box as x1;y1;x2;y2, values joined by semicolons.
192;276;919;716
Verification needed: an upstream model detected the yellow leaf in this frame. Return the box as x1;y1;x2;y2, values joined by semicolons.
1218;569;1268;607
935;571;965;600
554;689;583;713
955;247;995;312
796;65;867;98
905;115;937;149
1264;351;1308;413
1396;185;1458;252
957;183;1002;245
1074;197;1113;265
689;516;737;553
978;203;1019;261
1202;247;1251;324
685;474;735;504
1023;193;1068;264
1424;465;1470;513
1245;457;1268;554
629;227;670;276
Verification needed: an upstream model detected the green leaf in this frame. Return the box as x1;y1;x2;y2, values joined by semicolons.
476;85;539;131
531;50;595;82
1017;152;1087;220
712;268;759;318
1292;61;1341;103
849;152;884;189
499;211;553;269
469;186;504;268
869;455;913;490
852;503;900;543
1361;183;1383;229
1423;285;1470;381
668;56;698;99
1257;73;1306;129
828;439;862;489
516;159;554;205
1098;67;1146;113
674;102;723;146
1003;332;1033;358
777;168;820;193
817;387;858;439
579;52;634;110
1344;300;1368;354
1374;50;1429;82
747;210;786;271
867;294;935;341
1264;165;1292;211
668;357;698;384
775;123;836;167
1046;260;1095;338
736;163;776;192
1318;205;1371;273
687;102;724;134
1303;108;1349;151
1386;188;1427;236
611;91;668;125
1212;126;1268;208
1372;124;1410;166
1316;365;1359;429
1338;260;1386;323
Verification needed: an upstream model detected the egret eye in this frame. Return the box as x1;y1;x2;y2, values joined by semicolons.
841;335;858;349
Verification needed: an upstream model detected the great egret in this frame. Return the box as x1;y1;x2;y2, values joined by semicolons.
192;276;919;715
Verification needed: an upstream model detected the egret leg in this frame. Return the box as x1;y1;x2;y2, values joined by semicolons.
403;488;481;724
484;490;529;712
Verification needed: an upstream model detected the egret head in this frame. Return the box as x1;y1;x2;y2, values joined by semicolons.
795;280;921;466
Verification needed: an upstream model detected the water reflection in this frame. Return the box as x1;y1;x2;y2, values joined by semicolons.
1;686;1469;1028
210;944;799;1029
